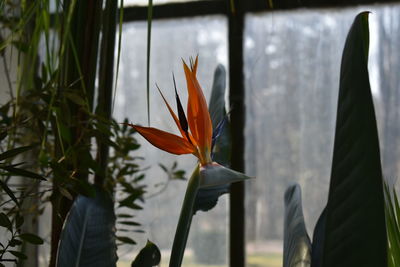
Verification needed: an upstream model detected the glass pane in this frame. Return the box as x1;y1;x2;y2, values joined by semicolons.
244;4;400;267
114;16;228;266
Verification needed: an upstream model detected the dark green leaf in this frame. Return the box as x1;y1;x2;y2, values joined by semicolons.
57;187;117;267
59;187;73;200
0;166;46;181
0;212;12;230
117;213;133;218
70;179;96;198
158;163;168;173
283;183;311;267
0;131;7;142
116;236;137;245
0;145;35;161
319;12;387;267
119;221;141;226
131;240;161;267
15;214;24;228
9;250;27;260
9;238;22;247
0;180;19;206
19;233;44;245
64;92;87;106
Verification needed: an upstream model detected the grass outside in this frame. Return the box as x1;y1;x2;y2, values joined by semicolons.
118;252;282;267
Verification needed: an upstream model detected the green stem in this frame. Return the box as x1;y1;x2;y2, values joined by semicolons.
169;165;200;267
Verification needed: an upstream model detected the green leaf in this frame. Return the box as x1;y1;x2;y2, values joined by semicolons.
131;240;161;267
0;180;19;206
0;145;35;161
64;92;87;106
0;131;7;142
283;183;311;267
19;233;44;245
56;187;117;267
9;238;23;247
59;187;73;200
116;213;133;218
116;236;136;245
119;221;140;226
319;12;387;267
70;179;96;198
0;212;12;230
15;214;24;228
9;250;27;260
0;166;46;180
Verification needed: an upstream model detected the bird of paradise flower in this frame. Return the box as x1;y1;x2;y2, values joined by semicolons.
127;56;251;267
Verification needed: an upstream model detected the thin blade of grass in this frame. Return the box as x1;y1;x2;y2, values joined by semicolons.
146;0;153;126
112;0;124;115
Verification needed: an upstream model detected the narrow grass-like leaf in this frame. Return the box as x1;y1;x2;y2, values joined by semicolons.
112;0;124;114
384;183;400;267
0;180;19;207
146;0;153;125
1;166;46;181
0;145;35;161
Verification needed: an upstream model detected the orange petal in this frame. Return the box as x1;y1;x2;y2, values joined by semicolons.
128;124;196;155
183;60;212;154
190;55;198;74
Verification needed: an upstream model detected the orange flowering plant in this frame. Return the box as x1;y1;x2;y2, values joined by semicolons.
127;57;251;267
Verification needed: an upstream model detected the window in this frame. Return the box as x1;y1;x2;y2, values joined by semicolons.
114;16;228;266
115;2;400;267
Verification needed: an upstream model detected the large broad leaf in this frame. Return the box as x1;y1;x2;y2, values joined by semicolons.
56;187;117;267
283;183;311;267
194;65;231;213
318;12;387;267
208;64;226;130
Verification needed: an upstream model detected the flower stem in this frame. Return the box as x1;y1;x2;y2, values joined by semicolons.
169;165;200;267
